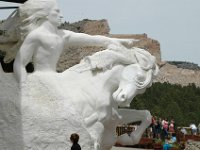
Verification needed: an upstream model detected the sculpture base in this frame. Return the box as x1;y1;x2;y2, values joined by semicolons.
0;73;93;150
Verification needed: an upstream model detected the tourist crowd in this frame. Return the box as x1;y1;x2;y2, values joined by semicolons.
147;116;200;142
147;116;176;140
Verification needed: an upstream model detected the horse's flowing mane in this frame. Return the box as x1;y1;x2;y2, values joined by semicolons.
19;0;56;40
70;47;158;74
70;47;159;90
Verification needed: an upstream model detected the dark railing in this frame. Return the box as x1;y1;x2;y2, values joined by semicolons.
0;6;18;9
0;0;26;3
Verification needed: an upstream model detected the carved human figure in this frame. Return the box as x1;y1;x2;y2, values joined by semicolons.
13;0;137;83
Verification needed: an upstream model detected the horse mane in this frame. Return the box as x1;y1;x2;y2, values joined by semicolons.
70;47;158;75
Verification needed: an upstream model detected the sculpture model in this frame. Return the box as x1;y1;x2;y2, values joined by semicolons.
0;0;159;149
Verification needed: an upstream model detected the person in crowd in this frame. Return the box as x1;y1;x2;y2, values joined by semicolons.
170;133;177;143
152;115;157;138
70;133;81;150
147;126;152;138
163;138;172;150
162;118;169;138
155;117;162;139
190;123;197;135
180;127;187;135
168;119;175;133
172;118;177;132
198;123;200;135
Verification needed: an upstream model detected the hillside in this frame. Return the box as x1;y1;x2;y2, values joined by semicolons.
131;82;200;126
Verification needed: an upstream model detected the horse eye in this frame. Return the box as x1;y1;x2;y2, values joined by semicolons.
136;74;145;82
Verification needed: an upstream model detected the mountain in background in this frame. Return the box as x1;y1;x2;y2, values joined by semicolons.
58;19;200;87
1;19;200;87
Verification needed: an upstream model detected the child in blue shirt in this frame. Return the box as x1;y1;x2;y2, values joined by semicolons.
163;139;172;150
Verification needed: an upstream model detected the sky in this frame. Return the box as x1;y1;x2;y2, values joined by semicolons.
0;0;200;66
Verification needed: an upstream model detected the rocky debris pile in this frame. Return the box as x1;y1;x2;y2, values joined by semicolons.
168;61;200;71
59;19;110;35
185;141;200;150
109;34;161;63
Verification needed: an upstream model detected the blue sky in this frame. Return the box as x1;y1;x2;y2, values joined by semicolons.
1;0;200;65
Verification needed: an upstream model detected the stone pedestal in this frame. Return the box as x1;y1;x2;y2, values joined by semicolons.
0;73;93;150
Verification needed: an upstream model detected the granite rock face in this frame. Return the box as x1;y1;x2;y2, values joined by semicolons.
59;19;110;35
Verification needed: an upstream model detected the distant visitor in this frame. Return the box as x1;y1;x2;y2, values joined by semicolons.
70;133;81;150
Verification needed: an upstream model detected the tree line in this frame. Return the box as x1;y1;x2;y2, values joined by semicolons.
130;82;200;127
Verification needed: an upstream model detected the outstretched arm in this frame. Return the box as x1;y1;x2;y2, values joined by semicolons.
116;109;152;145
63;30;138;49
13;34;37;84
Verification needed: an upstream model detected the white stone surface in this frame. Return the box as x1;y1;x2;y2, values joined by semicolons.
0;72;23;150
21;72;92;150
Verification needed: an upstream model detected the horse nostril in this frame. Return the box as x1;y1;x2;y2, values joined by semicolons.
120;94;126;101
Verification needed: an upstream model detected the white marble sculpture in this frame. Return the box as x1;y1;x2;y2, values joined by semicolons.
0;0;159;149
0;47;158;150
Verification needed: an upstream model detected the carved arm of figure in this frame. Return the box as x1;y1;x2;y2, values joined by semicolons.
63;30;138;50
116;109;152;145
13;32;37;84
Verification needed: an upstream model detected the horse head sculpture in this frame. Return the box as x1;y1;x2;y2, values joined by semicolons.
113;48;159;107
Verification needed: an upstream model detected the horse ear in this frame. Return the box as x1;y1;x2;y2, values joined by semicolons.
134;48;156;70
153;64;159;77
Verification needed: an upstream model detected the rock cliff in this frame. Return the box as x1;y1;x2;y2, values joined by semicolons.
1;19;200;87
57;20;161;70
156;62;200;86
57;19;200;87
